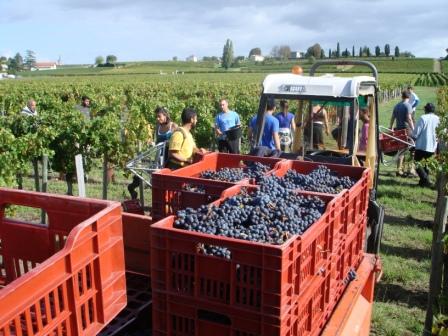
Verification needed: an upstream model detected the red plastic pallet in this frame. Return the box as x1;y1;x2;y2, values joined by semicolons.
150;185;338;318
0;188;126;336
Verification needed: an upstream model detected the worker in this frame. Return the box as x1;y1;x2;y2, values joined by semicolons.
389;91;414;177
21;99;37;116
407;86;420;123
166;107;207;169
214;99;241;153
75;96;91;120
248;97;280;151
275;100;295;152
412;103;440;188
155;106;177;144
308;104;330;150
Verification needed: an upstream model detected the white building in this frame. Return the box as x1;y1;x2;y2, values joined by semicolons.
32;62;58;71
186;55;198;62
249;55;265;62
290;51;301;59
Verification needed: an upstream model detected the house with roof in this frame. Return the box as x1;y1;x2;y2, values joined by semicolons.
32;62;58;71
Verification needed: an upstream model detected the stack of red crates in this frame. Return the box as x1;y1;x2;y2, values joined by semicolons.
151;185;338;336
149;154;371;335
0;188;126;336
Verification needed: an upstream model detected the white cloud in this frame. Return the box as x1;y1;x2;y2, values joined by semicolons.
0;0;446;63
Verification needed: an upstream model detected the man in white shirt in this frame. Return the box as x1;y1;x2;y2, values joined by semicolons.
412;103;439;187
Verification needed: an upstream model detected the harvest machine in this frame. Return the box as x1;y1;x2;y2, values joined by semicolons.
253;60;384;255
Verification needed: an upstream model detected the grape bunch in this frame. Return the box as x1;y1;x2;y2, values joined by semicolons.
200;162;271;182
174;186;326;258
258;165;355;194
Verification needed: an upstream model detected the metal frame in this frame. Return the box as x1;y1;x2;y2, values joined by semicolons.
126;142;166;187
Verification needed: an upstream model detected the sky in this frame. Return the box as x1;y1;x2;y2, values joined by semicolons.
1;0;447;64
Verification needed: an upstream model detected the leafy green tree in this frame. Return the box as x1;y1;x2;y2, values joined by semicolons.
305;43;322;58
248;48;261;57
95;56;104;65
352;46;355;57
106;55;117;64
359;47;363;57
342;48;350;57
394;46;400;57
9;53;24;72
375;46;381;57
328;49;332;59
222;39;234;69
24;50;36;69
384;44;390;57
320;49;325;59
336;42;341;58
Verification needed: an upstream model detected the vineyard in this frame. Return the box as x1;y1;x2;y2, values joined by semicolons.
0;72;420;191
415;72;448;86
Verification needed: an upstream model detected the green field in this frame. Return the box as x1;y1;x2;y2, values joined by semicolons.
18;57;435;78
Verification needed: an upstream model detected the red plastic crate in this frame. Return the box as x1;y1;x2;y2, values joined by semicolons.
272;160;370;239
379;129;409;153
151;175;238;220
152;291;299;336
162;152;284;179
150;184;338;318
151;153;284;220
330;217;366;301
0;188;126;336
122;213;154;277
295;270;333;336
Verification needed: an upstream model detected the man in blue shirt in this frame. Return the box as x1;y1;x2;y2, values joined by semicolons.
248;98;280;151
214;99;241;153
275;100;295;152
412;103;440;187
390;91;414;176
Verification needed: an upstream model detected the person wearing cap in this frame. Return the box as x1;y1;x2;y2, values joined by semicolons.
214;99;241;153
407;86;420;122
275;100;296;152
248;97;280;151
390;91;414;176
412;103;440;188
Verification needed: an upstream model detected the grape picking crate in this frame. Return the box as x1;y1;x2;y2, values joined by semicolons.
152;290;300;336
272;160;370;246
151;152;284;219
379;129;410;153
0;188;126;336
152;265;332;336
331;216;366;301
150;185;339;319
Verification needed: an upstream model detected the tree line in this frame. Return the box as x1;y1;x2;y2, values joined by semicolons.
220;39;415;69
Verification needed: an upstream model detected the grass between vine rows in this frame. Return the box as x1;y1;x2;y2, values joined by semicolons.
11;86;438;335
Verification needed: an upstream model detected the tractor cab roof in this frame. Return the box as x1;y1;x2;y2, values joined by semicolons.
261;73;377;98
